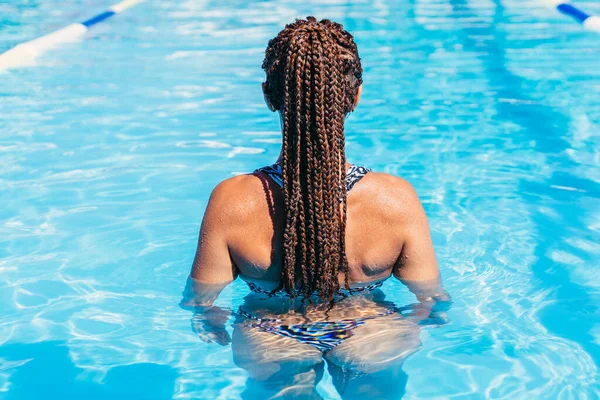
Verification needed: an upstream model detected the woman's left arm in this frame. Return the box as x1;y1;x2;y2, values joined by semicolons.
189;181;238;285
180;277;234;345
181;182;239;345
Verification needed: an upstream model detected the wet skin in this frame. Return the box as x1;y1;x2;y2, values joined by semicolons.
181;151;450;397
182;277;450;399
180;83;450;398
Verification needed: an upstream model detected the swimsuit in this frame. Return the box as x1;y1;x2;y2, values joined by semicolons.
255;162;371;193
238;305;396;352
243;279;384;297
238;280;395;352
239;163;396;352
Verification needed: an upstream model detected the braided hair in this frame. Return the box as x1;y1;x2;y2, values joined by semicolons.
262;17;363;302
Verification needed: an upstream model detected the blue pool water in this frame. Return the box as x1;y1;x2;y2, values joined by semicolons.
1;0;600;398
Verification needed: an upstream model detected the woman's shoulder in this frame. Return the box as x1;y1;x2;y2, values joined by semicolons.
206;173;278;219
352;171;424;220
212;173;262;193
356;171;420;200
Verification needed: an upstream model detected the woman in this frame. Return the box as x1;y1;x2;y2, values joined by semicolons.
183;17;450;399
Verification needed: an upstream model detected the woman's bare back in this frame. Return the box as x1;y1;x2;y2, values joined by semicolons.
190;164;439;287
184;164;447;397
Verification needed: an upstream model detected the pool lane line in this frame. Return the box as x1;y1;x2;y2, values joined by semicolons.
0;0;145;71
545;0;600;32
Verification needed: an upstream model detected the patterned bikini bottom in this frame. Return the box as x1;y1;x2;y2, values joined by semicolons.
238;307;396;352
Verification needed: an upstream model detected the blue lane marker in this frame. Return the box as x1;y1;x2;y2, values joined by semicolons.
556;4;591;24
0;0;145;70
81;10;116;27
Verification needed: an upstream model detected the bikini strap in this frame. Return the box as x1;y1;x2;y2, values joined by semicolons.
254;163;283;187
345;164;371;192
255;163;370;192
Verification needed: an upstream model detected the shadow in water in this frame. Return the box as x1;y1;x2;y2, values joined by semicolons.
0;341;178;399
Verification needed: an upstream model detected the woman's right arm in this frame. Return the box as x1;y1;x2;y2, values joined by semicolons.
390;178;451;322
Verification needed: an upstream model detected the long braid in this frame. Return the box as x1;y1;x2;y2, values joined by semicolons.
306;29;324;293
262;17;363;302
322;31;342;298
279;44;296;293
326;26;351;291
293;35;310;290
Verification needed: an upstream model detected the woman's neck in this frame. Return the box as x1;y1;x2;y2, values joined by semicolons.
275;150;351;170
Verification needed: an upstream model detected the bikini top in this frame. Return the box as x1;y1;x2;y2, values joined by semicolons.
254;162;371;193
246;162;374;297
243;278;386;298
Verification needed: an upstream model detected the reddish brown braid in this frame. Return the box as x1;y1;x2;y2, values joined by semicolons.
262;17;363;301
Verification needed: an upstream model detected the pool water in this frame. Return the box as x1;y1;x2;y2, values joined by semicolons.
1;0;600;398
